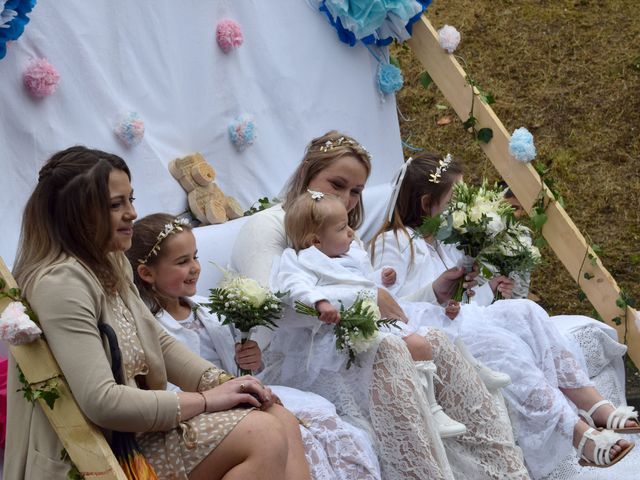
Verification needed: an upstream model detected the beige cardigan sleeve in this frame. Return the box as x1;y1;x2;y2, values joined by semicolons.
29;262;179;433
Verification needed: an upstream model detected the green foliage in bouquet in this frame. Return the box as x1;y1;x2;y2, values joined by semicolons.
206;274;286;375
206;276;286;333
415;180;517;302
295;294;398;369
480;224;543;278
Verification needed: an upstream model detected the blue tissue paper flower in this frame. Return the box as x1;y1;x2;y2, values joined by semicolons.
0;0;37;60
509;127;537;163
319;0;431;47
378;62;403;94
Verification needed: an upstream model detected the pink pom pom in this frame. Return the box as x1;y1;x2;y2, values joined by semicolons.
23;58;60;98
216;19;243;53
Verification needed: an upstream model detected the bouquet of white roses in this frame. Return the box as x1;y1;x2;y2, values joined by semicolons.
206;273;286;375
417;180;515;301
479;223;542;299
294;292;398;369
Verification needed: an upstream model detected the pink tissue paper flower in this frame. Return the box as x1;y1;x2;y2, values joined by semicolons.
216;19;243;53
0;301;41;345
23;58;60;98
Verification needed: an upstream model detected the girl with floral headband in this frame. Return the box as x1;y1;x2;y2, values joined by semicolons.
127;212;382;480
369;152;638;475
7;146;310;480
231;130;531;479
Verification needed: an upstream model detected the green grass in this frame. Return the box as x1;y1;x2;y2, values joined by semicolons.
393;0;640;395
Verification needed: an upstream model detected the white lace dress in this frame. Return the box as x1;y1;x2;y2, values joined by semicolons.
154;298;382;480
371;230;598;479
231;205;529;479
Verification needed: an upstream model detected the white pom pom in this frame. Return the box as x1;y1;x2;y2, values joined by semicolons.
438;25;461;54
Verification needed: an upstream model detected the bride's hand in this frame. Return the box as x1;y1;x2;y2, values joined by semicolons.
377;288;409;323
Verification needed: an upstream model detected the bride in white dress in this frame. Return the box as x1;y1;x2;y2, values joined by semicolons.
231;131;531;479
369;152;638;478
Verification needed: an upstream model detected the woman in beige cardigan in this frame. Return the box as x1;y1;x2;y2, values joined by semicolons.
5;146;310;480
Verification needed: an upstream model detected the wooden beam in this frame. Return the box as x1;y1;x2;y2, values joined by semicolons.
407;16;639;366
0;258;127;479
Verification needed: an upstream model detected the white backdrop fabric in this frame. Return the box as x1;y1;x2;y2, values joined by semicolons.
0;0;404;266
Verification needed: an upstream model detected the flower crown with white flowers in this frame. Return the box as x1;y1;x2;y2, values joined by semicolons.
138;218;191;264
428;153;453;184
314;136;371;160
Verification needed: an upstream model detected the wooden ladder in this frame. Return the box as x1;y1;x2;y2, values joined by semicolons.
0;257;126;479
407;16;639;367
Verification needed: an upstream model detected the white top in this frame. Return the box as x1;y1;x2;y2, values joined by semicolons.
272;242;379;313
369;228;494;306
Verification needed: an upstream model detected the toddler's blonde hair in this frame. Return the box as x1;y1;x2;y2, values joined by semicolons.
285;192;345;252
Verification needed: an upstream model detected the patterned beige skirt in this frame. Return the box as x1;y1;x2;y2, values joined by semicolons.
138;407;253;478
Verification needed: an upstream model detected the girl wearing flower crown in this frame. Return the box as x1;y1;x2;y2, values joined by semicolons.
232;130;531;480
369;152;638;475
128;212;382;480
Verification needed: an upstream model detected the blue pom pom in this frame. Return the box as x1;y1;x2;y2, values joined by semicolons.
228;114;257;152
378;62;403;95
509;127;536;162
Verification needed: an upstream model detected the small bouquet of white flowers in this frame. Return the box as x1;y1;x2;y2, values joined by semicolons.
294;292;398;369
417;180;515;302
479;223;542;300
206;273;286;375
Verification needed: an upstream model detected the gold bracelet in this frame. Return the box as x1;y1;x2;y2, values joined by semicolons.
198;392;208;413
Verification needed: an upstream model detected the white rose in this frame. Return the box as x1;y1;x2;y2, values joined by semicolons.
235;277;268;308
361;298;381;320
468;199;493;222
451;210;468;232
486;212;506;236
350;329;378;354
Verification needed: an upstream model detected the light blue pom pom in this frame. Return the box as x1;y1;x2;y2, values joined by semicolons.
378;62;404;94
509;127;536;162
228;114;256;152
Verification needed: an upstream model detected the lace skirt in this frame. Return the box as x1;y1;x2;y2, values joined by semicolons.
406;298;592;479
264;332;453;480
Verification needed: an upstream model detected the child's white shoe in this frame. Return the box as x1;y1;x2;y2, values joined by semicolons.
455;337;511;391
415;360;467;438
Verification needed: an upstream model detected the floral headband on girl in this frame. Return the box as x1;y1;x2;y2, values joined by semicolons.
137;218;191;264
384;154;453;222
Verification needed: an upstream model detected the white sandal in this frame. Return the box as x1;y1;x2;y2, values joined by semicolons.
579;399;640;433
577;427;634;468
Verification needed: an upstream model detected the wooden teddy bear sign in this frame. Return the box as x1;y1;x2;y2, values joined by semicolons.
169;153;243;225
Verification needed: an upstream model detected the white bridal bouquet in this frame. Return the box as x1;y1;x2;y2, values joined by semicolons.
479;223;542;299
206;273;286;375
294;292;398;369
417;180;515;301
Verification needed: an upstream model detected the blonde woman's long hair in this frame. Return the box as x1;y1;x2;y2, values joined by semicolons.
283;130;371;230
